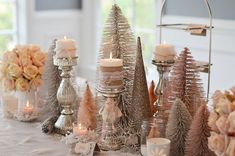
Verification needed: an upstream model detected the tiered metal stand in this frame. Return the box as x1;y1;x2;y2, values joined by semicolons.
153;0;214;118
157;0;214;101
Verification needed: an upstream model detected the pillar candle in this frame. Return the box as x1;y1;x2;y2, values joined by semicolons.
154;42;176;62
99;53;123;89
55;36;77;58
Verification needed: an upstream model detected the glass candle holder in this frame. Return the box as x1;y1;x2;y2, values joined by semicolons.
73;122;88;137
16;90;38;122
141;118;166;156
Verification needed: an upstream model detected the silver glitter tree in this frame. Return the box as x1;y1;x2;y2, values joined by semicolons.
42;39;62;134
166;98;192;156
98;4;136;129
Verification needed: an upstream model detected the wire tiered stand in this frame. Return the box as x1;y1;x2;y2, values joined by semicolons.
152;0;214;131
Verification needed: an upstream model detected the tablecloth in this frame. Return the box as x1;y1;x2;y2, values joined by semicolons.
0;107;137;156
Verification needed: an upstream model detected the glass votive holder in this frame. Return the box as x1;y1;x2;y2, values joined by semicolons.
73;122;88;137
16;90;38;122
141;118;166;156
1;92;18;118
147;138;170;156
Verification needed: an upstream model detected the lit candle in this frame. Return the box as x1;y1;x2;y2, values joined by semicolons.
55;36;77;58
99;52;123;89
73;123;88;136
154;41;176;62
23;100;33;115
100;52;123;67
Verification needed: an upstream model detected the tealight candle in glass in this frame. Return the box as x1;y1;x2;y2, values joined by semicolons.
73;122;88;136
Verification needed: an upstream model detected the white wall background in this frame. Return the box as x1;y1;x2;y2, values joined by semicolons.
18;0;235;95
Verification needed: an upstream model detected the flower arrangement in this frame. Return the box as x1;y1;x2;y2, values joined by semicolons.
208;87;235;156
0;45;46;92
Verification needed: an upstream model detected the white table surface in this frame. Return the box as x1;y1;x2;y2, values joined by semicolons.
0;106;138;156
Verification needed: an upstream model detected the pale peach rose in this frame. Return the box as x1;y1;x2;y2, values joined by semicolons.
15;77;29;92
216;96;231;115
227;111;235;134
208;111;219;132
18;53;32;67
28;44;40;52
225;138;235;156
6;63;22;78
208;132;226;155
216;115;228;134
212;90;224;106
230;86;235;95
30;75;42;90
38;66;44;75
2;51;19;64
228;101;235;112
2;78;15;92
32;51;46;67
0;63;8;77
14;45;29;54
23;65;38;80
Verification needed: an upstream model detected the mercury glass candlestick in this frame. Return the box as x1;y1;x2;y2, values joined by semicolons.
96;86;124;151
152;60;174;117
53;57;78;135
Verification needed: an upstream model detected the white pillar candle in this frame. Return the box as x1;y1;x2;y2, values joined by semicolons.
147;138;171;156
99;52;123;89
1;95;18;118
100;52;123;67
154;42;176;62
55;36;77;58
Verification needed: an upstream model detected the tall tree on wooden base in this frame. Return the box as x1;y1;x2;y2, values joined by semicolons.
185;104;216;156
166;47;205;117
98;4;136;129
132;37;151;129
77;83;97;130
166;98;192;156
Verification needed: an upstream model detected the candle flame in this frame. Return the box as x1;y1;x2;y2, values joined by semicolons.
78;123;82;129
26;100;29;107
109;52;113;59
64;36;67;40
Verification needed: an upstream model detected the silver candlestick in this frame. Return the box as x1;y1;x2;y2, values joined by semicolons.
96;86;124;151
152;60;174;118
53;57;78;135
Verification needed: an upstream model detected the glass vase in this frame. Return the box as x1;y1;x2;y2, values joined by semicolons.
1;91;18;119
141;118;166;156
16;90;38;122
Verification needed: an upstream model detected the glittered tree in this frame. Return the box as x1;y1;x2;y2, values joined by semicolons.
166;47;205;117
185;104;215;156
132;37;151;129
44;39;62;115
77;83;97;130
149;80;157;116
98;4;136;128
42;39;61;134
166;98;192;156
